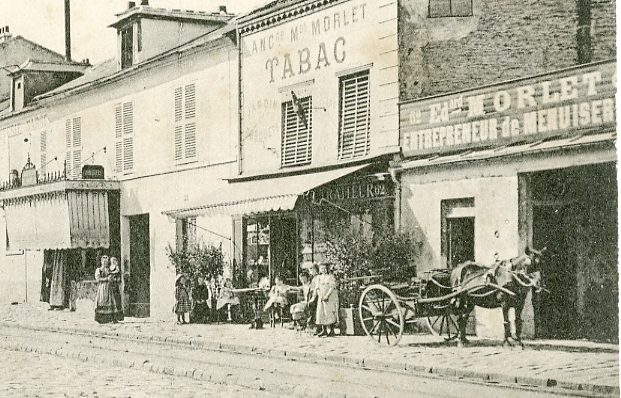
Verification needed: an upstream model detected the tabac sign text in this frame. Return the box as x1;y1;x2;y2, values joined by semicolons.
400;60;616;156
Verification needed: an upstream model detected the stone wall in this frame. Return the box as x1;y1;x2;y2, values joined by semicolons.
399;0;617;101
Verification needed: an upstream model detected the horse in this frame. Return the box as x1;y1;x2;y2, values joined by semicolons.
449;247;545;348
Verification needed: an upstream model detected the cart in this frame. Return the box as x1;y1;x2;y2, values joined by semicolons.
357;268;515;346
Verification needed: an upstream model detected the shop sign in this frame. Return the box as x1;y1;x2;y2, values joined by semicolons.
306;179;393;203
400;60;617;156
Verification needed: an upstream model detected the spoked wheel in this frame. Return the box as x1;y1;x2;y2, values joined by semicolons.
358;284;404;346
426;311;460;341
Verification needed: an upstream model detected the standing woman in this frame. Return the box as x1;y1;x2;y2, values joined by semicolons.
315;262;339;337
109;257;124;323
95;255;115;324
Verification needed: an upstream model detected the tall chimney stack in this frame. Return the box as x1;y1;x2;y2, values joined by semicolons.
64;0;71;61
0;26;12;43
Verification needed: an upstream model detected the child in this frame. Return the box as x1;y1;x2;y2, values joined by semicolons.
174;274;191;324
216;278;240;322
290;272;311;331
263;275;290;315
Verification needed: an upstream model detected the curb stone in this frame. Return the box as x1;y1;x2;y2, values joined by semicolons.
0;321;618;396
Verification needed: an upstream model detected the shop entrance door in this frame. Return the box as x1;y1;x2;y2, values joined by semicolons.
129;214;150;317
532;205;575;338
447;217;475;268
270;217;298;286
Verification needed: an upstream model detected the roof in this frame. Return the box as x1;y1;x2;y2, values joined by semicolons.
41;59;118;96
109;5;234;28
0;35;69;64
7;59;88;75
399;132;617;171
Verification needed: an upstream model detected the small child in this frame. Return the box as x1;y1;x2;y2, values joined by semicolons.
174;274;191;324
263;275;289;314
290;272;311;331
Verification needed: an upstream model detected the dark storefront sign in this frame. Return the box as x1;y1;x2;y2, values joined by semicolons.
400;60;616;157
305;179;393;203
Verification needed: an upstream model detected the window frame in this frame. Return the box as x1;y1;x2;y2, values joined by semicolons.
428;0;473;18
281;94;313;168
337;69;371;161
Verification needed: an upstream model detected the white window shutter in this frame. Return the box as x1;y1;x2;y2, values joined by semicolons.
185;122;197;159
174;125;183;160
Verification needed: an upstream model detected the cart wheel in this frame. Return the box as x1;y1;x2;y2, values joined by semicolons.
426;311;459;341
358;284;404;346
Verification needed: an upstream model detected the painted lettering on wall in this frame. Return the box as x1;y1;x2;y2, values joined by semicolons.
242;2;367;83
306;180;393;203
400;61;617;155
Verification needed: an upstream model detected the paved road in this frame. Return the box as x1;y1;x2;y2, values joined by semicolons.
0;325;585;398
0;348;277;398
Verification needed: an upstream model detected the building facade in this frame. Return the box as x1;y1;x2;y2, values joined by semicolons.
0;3;239;319
397;0;617;340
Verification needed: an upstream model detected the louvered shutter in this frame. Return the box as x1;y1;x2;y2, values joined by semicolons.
65;119;72;176
123;137;134;171
281;96;312;167
40;131;47;175
338;72;370;160
185;123;196;159
115;102;134;173
72;117;82;178
174;125;183;160
115;104;123;173
185;84;196;119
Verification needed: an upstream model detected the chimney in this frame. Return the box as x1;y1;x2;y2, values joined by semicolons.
219;5;227;15
0;25;12;43
128;1;136;9
64;0;71;61
140;0;149;5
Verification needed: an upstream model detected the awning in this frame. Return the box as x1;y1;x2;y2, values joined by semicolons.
164;164;369;219
5;191;110;250
1;180;118;251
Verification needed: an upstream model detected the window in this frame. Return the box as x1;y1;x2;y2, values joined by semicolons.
40;131;47;176
120;26;133;69
338;70;370;160
281;94;312;167
174;84;197;163
429;0;473;17
65;117;82;179
441;198;475;268
115;102;134;174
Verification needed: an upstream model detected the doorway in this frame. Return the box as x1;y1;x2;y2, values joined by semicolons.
129;214;150;317
270;216;298;286
447;217;475;268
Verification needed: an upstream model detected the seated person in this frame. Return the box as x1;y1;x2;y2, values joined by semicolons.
289;272;311;328
191;275;210;324
216;278;240;310
263;275;291;315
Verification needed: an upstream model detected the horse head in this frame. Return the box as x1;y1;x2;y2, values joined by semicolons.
505;246;546;292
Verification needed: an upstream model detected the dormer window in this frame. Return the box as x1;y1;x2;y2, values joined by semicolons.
121;26;134;69
11;76;24;111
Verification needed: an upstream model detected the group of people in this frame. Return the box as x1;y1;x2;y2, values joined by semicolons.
94;255;124;324
264;262;339;337
174;274;241;325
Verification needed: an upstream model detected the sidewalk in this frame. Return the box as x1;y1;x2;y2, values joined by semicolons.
1;302;618;396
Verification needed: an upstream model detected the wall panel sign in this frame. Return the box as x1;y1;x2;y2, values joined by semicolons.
305;179;393;203
400;60;616;157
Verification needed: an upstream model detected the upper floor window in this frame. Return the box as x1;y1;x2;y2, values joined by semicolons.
121;26;134;69
338;70;370;160
281;93;312;167
65;117;82;179
429;0;473;18
174;84;197;163
115;102;134;174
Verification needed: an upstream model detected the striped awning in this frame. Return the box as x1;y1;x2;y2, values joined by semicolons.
1;180;118;251
164;164;369;219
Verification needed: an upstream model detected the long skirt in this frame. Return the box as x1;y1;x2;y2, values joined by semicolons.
316;290;339;325
95;282;122;324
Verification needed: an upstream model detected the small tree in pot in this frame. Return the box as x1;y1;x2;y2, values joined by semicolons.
166;240;225;283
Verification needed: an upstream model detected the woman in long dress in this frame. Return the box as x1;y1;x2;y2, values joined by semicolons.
94;255;118;324
315;263;339;337
109;257;124;322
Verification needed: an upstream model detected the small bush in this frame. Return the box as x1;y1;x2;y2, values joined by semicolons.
166;241;224;282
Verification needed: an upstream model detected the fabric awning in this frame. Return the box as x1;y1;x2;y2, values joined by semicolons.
164;164;369;218
5;190;110;250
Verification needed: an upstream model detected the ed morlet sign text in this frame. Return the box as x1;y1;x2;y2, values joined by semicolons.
400;61;616;155
242;1;368;83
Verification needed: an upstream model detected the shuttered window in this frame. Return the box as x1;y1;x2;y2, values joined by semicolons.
174;83;198;163
281;96;312;167
65;117;82;179
115;102;134;174
338;71;370;160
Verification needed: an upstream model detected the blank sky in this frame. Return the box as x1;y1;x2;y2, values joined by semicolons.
0;0;269;64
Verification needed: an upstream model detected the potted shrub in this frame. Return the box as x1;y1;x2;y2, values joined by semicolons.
166;240;225;283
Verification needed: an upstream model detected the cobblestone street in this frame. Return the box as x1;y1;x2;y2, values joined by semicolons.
0;348;277;398
0;303;618;397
